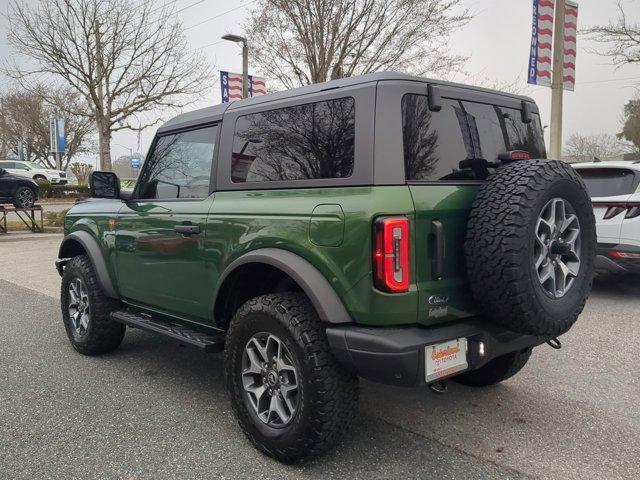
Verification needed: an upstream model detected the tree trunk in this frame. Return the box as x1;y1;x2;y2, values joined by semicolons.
96;117;112;171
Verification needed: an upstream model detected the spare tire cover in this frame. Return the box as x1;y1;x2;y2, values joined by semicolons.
465;160;595;337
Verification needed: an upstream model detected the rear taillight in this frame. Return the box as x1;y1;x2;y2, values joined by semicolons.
373;217;410;293
610;251;640;259
594;202;640;219
498;150;531;161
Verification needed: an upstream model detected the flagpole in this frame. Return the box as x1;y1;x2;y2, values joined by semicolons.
549;0;565;159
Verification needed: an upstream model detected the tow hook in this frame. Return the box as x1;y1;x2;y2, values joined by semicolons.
428;380;448;394
547;338;562;349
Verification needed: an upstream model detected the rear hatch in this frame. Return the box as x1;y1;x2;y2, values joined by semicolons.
401;87;546;326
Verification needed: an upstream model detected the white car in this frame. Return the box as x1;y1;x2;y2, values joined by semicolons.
573;160;640;275
0;160;68;185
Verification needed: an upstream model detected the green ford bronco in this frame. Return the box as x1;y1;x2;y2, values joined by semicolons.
56;72;595;463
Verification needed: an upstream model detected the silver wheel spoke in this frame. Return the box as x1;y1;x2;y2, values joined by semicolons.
534;198;581;298
242;332;299;428
67;278;89;335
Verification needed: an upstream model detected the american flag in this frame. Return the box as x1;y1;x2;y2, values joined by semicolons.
563;1;578;91
220;71;267;103
527;0;554;87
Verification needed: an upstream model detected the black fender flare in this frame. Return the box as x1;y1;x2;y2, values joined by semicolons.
215;248;352;324
58;231;119;299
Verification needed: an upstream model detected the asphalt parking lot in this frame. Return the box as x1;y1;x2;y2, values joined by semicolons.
0;233;639;479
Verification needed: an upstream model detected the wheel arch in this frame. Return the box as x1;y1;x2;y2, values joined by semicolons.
58;231;119;299
213;248;353;329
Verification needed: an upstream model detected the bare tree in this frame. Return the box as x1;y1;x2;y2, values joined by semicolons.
0;85;94;169
244;0;471;89
564;133;632;163
69;162;94;186
584;2;640;66
6;0;211;171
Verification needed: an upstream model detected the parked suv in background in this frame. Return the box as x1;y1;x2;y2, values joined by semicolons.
574;160;640;274
56;72;596;463
0;160;68;185
0;167;39;208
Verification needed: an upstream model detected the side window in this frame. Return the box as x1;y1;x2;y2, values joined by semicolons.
14;162;29;170
0;162;12;168
402;95;475;181
231;97;355;183
137;125;218;199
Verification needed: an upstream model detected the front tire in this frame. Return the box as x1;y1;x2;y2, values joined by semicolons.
60;255;125;355
453;348;532;387
224;292;359;463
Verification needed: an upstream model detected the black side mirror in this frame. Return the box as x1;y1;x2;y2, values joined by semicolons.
90;171;120;199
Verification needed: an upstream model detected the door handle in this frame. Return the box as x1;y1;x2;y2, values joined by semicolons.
174;223;200;236
431;220;444;280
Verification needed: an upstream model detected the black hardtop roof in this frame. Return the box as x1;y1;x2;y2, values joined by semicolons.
158;71;536;133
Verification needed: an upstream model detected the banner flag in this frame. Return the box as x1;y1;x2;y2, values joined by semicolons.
220;71;267;103
527;0;555;87
563;1;578;91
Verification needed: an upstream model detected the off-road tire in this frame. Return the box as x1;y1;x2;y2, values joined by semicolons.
453;348;533;387
13;186;36;208
465;160;596;337
224;292;359;463
60;255;125;355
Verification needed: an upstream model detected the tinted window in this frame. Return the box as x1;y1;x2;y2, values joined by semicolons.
0;162;13;168
232;97;355;182
576;168;639;197
137;125;217;199
402;96;475;181
496;107;546;158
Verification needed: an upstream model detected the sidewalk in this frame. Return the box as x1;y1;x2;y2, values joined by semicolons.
0;232;63;298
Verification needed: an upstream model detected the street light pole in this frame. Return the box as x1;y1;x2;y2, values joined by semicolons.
222;34;249;99
242;41;249;99
549;0;566;159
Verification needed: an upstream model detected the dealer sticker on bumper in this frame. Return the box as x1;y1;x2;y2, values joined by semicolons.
425;338;468;383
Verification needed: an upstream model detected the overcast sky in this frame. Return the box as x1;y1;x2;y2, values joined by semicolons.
1;0;639;167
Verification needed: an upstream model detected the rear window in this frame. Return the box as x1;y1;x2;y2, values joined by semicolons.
402;95;546;181
0;161;13;168
576;168;639;197
231;97;355;183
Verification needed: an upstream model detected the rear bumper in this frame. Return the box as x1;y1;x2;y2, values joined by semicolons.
595;243;640;274
326;320;549;387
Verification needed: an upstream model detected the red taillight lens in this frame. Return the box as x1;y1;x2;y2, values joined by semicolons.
610;251;640;259
593;202;640;219
373;217;410;293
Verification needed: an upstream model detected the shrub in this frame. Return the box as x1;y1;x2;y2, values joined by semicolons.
43;209;69;227
35;179;90;199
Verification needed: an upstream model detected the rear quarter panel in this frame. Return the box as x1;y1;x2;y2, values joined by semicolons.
205;186;419;325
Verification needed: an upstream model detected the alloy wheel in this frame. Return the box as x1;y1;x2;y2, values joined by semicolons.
241;332;299;428
534;197;581;298
68;277;90;335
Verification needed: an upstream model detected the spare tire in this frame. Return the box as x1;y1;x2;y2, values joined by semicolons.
465;160;595;337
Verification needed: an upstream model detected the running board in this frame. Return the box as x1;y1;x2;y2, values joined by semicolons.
111;310;225;352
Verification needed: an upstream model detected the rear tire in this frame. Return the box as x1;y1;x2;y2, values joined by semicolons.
453;348;532;387
13;186;36;208
60;255;125;355
224;292;359;463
